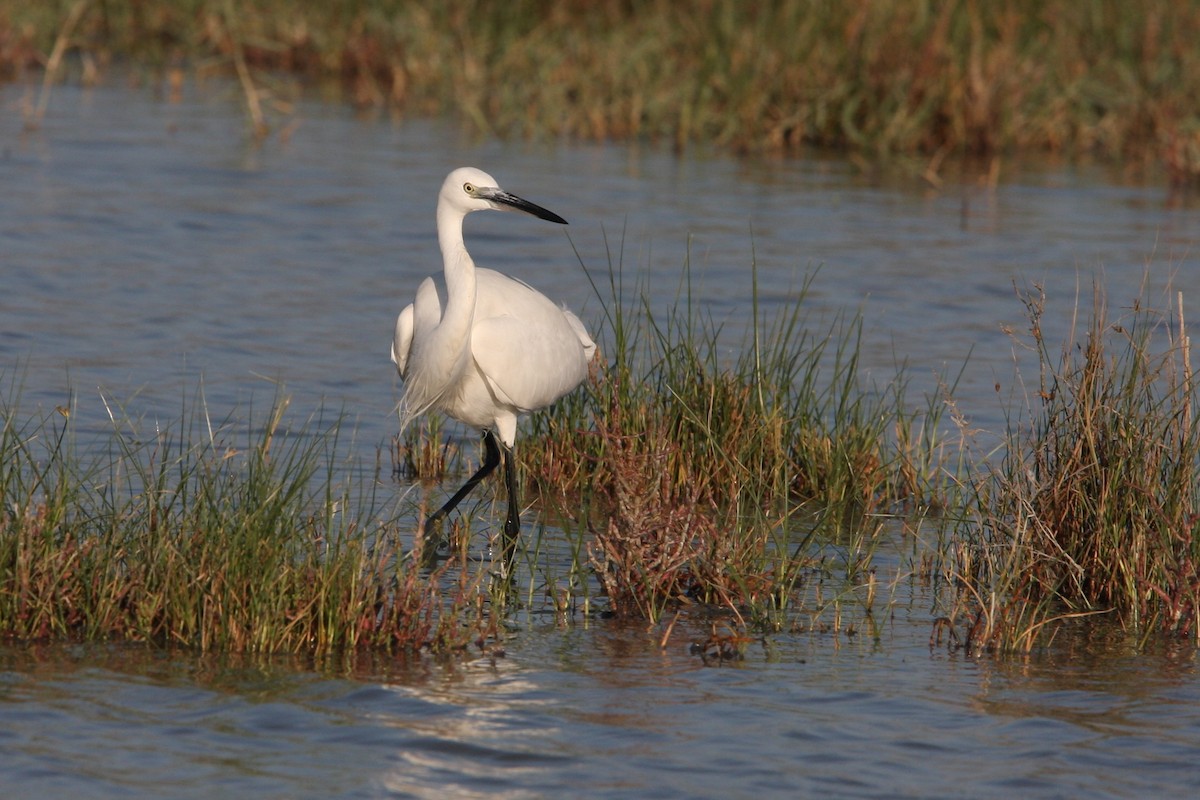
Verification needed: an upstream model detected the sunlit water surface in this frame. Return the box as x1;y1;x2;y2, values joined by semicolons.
2;79;1200;798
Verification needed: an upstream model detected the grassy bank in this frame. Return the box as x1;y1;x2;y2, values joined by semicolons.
4;0;1200;180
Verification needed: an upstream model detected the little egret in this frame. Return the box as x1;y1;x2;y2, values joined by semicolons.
392;167;595;559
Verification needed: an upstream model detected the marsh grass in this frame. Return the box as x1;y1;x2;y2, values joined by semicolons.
5;1;1200;179
392;412;457;482
9;249;1198;658
945;284;1200;651
0;390;487;655
520;242;949;626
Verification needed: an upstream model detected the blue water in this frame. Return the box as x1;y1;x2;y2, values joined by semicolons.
2;624;1197;799
2;77;1200;798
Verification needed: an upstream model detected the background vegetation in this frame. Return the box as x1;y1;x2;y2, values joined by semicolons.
3;0;1200;181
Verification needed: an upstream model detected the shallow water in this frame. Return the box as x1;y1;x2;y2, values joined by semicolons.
2;620;1198;799
2;78;1200;798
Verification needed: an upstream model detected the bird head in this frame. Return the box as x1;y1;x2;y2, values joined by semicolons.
440;167;568;224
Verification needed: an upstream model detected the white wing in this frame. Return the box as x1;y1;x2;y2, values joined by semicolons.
391;304;414;377
471;269;592;412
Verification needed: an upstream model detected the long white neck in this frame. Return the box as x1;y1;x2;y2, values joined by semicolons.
436;203;477;340
400;202;477;427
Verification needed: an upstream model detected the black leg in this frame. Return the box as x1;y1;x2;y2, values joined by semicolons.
420;430;524;566
422;431;502;553
500;442;522;560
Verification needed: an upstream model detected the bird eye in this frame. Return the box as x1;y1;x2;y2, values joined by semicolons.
463;182;476;194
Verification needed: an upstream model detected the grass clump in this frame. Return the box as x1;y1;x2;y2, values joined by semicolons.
0;391;486;655
521;250;950;624
945;284;1200;651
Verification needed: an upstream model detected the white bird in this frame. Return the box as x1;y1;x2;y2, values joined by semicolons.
392;167;595;558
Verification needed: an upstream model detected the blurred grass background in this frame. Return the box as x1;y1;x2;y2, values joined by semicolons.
3;0;1200;181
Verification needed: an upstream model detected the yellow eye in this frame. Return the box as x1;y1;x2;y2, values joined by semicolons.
463;182;476;194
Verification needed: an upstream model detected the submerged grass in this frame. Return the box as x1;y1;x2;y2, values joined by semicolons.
5;1;1200;179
